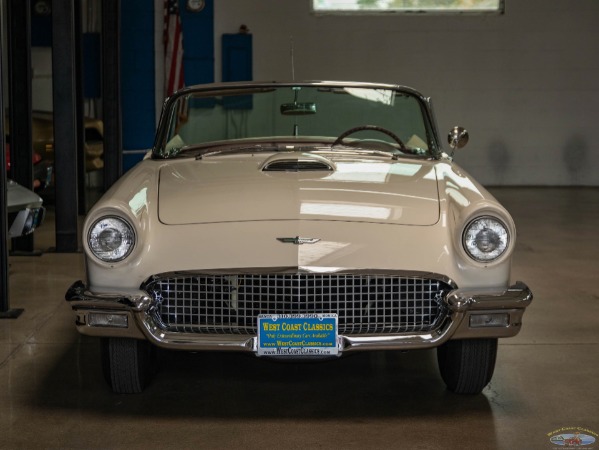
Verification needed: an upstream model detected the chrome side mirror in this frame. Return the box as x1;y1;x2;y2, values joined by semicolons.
448;126;469;154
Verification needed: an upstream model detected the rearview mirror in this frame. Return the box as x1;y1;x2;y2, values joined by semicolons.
280;102;317;115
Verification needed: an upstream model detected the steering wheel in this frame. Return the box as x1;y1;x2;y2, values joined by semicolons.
332;125;407;150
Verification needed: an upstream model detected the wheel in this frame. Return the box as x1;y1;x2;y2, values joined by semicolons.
101;338;157;394
437;338;497;395
332;125;407;149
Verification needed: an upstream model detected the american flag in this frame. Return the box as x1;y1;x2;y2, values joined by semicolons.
164;0;184;96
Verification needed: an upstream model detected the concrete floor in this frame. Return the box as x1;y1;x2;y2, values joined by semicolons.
1;188;598;449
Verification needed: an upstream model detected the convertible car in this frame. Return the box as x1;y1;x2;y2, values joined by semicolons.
66;81;532;394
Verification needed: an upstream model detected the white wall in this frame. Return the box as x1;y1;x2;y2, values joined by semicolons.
214;0;599;186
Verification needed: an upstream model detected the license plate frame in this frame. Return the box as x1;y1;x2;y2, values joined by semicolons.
257;313;338;356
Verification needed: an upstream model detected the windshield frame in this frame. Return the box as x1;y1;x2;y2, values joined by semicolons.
152;81;443;160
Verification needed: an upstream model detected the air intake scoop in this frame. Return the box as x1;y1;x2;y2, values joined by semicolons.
261;153;335;172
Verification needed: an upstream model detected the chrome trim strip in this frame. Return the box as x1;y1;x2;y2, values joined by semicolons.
141;268;458;290
339;317;458;351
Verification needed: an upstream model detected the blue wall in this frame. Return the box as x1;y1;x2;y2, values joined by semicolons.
121;0;214;171
120;0;156;170
180;0;215;86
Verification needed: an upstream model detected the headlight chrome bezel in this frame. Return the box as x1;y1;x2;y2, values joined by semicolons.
462;215;510;263
88;215;136;263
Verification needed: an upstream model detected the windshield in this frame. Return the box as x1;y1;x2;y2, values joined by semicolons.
154;83;438;158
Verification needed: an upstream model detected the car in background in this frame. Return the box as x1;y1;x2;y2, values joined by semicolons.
7;178;45;238
6;111;104;192
30;110;105;173
66;81;532;395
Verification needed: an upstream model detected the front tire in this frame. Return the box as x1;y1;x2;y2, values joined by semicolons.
101;338;157;394
437;338;498;395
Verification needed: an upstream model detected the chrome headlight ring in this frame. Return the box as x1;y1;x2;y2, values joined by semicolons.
462;216;510;263
88;216;136;262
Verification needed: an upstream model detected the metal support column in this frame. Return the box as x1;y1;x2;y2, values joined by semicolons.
0;12;23;318
102;0;123;190
7;0;34;254
75;1;87;215
52;0;81;252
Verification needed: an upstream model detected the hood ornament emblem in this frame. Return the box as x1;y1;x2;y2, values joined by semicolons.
277;236;320;245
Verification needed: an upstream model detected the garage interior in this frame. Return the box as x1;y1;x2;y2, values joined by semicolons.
1;1;598;449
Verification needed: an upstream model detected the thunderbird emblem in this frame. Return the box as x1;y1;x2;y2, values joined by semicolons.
277;237;321;245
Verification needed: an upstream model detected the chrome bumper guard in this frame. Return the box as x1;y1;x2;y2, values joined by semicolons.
65;280;533;352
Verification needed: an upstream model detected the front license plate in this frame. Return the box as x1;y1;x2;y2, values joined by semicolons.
257;313;338;356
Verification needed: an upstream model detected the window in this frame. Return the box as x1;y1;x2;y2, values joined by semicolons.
313;0;504;14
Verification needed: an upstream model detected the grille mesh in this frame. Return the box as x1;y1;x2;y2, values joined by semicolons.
148;274;450;335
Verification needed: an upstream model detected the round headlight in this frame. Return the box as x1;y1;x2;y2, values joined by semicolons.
88;216;135;262
463;216;509;262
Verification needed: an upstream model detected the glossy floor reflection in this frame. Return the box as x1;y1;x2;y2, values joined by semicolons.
1;188;598;449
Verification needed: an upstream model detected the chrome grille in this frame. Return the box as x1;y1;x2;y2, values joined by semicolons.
148;274;450;335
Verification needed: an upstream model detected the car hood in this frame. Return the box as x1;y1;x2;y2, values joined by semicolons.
158;154;440;226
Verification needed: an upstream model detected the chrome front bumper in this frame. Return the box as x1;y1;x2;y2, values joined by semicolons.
65;280;532;353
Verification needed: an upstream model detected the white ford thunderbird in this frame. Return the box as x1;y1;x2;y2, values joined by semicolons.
66;81;532;394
